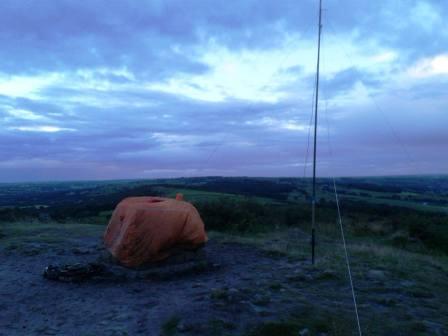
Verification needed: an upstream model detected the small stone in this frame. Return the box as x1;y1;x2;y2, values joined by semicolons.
299;328;310;336
177;322;192;332
400;280;415;288
258;309;272;317
228;288;239;295
367;270;386;280
226;288;241;302
253;294;271;306
72;248;90;255
249;301;271;315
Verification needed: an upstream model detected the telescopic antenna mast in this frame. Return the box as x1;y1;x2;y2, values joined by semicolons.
311;0;322;265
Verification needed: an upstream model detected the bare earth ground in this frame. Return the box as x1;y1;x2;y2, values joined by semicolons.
0;223;447;336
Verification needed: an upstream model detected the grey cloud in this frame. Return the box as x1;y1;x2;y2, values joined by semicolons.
321;67;382;97
0;0;447;181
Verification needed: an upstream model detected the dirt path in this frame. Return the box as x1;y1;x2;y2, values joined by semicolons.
0;224;447;335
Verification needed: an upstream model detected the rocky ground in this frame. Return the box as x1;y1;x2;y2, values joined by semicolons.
0;223;447;335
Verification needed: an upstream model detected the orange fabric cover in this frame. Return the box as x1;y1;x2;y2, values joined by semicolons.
104;196;207;267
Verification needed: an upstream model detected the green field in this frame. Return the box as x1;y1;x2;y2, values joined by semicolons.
1;175;447;254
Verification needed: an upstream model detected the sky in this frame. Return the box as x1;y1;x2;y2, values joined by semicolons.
0;0;447;182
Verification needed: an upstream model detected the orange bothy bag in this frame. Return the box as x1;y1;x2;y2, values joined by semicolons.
104;196;207;267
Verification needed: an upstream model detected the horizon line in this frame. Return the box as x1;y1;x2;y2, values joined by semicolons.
1;173;447;185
